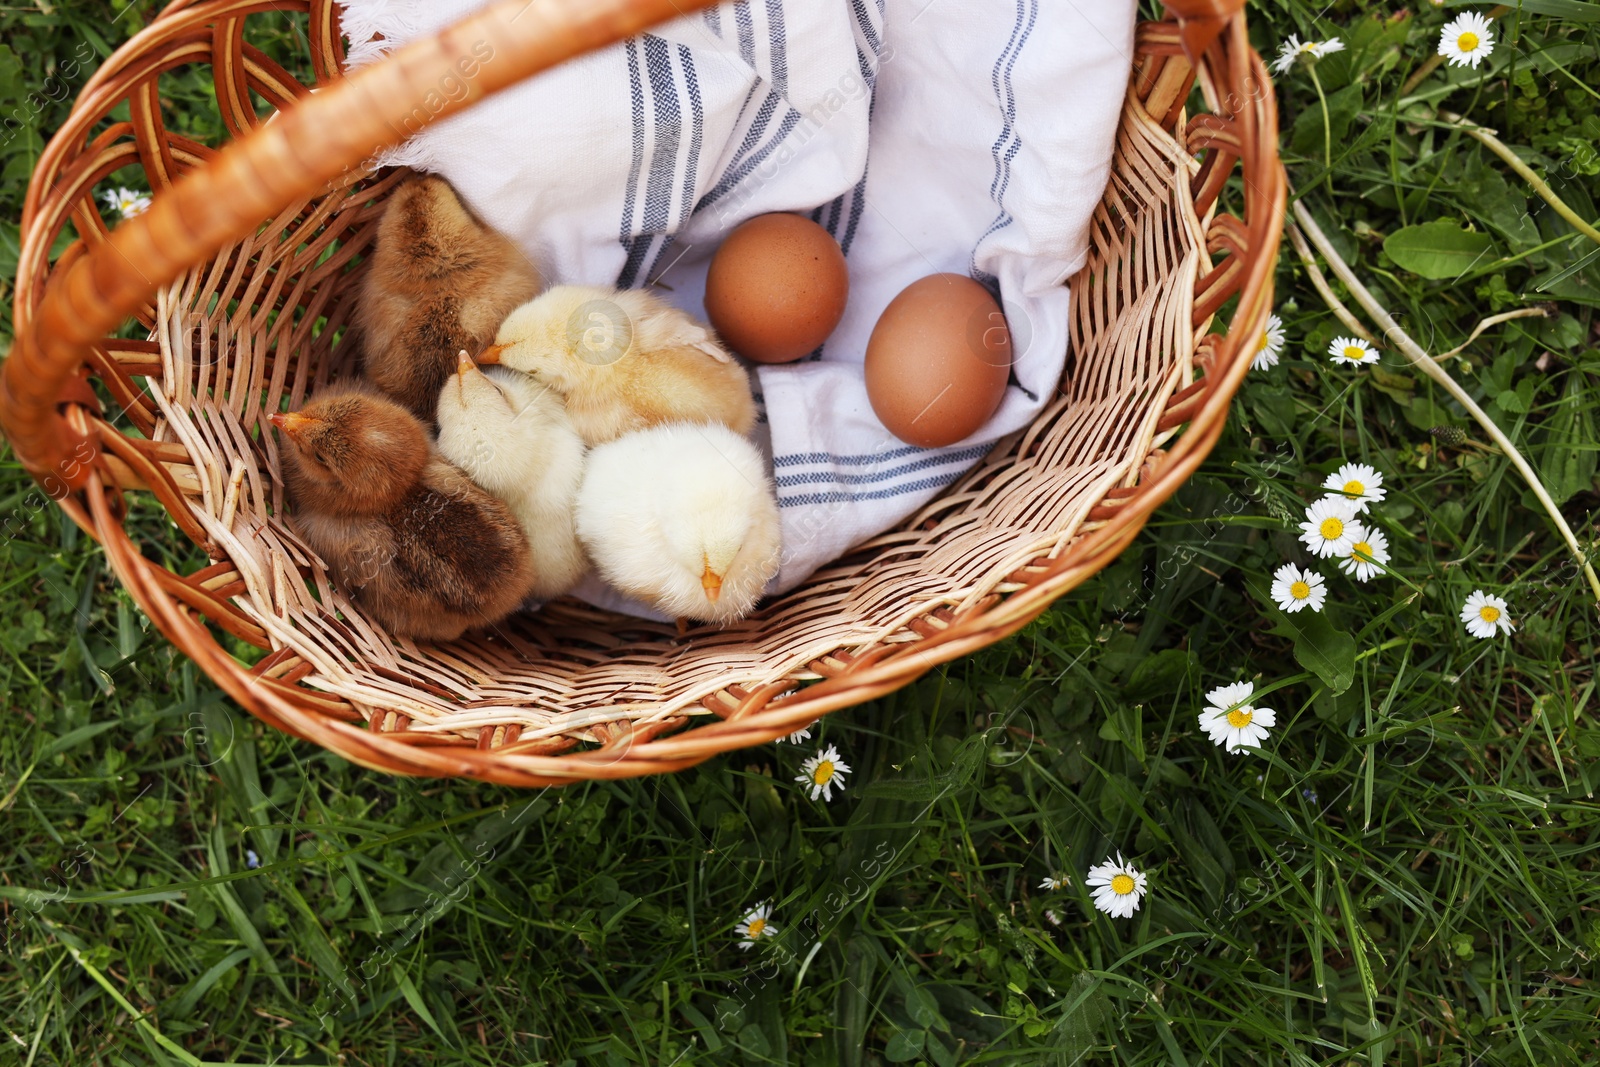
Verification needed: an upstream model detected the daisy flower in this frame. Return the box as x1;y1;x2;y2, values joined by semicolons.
1044;909;1063;927
734;901;777;950
1321;463;1387;514
1039;873;1067;891
1086;853;1148;919
781;725;814;744
1328;336;1379;366
1299;497;1361;558
1460;590;1514;639
1338;525;1390;582
1198;680;1277;753
1272;35;1345;76
1271;563;1327;614
102;187;152;219
1439;12;1495;69
1252;313;1286;371
795;743;852;801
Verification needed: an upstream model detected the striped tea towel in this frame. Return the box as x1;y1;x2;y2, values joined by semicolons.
340;0;1136;617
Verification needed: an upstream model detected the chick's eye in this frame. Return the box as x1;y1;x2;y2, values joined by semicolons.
312;450;328;466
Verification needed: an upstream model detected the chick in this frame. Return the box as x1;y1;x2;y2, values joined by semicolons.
435;352;588;601
575;422;781;623
478;285;756;446
356;175;542;423
271;384;536;642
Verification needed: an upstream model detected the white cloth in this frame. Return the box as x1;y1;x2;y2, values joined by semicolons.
340;0;1135;617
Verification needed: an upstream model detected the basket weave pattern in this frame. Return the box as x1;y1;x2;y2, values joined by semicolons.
3;0;1282;785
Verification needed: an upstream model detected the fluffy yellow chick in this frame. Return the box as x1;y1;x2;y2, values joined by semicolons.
575;422;781;623
434;352;588;601
477;285;756;446
356;175;542;423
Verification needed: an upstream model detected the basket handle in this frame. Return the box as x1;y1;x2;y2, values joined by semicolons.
1160;0;1247;63
0;0;718;489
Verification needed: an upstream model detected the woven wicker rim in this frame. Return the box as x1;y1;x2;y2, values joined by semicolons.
1;0;1283;786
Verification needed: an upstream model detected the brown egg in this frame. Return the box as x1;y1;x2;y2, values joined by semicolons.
864;274;1012;448
704;213;849;363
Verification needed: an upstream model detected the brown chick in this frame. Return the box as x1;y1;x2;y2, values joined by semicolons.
355;175;542;423
271;384;537;642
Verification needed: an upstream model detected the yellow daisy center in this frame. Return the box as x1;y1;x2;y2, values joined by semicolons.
1226;708;1253;729
746;917;767;937
1258;330;1272;352
1290;580;1311;600
1343;479;1365;496
812;760;835;785
1298;41;1317;54
1458;31;1479;51
1351;541;1372;560
1343;345;1366;361
1320;517;1345;540
1111;873;1136;895
1478;605;1500;623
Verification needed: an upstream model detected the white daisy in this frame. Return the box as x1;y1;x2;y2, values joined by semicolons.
1272;35;1345;75
1338;526;1391;582
795;744;852;802
1252;313;1286;371
1299;497;1361;558
1039;873;1067;891
1271;563;1328;614
102;187;152;219
1198;681;1277;753
1044;909;1063;927
781;725;814;744
734;901;777;950
1439;12;1494;69
1328;336;1379;365
1460;590;1514;639
1086;853;1148;919
1321;463;1387;513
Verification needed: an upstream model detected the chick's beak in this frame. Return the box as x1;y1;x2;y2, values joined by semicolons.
269;411;316;435
457;350;477;379
701;563;723;602
476;343;505;365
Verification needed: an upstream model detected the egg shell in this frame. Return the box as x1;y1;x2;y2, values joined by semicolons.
704;213;849;364
864;273;1012;449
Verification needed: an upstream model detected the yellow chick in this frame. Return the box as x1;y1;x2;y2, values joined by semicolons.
434;352;588;601
477;285;756;446
271;385;536;642
356;175;542;423
574;422;781;623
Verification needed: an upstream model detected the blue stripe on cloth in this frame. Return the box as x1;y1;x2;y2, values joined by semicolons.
703;5;720;35
698;105;801;211
773;443;987;468
764;0;789;96
836;0;884;258
714;89;778;192
778;470;967;508
678;44;704;226
816;192;842;238
850;0;882;58
970;0;1037;283
734;1;755;67
617;39;650;287
773;444;990;488
641;35;682;236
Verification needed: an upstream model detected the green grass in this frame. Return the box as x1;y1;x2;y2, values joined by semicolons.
2;1;1599;1063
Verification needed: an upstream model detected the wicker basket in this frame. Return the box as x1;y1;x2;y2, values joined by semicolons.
1;0;1282;786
